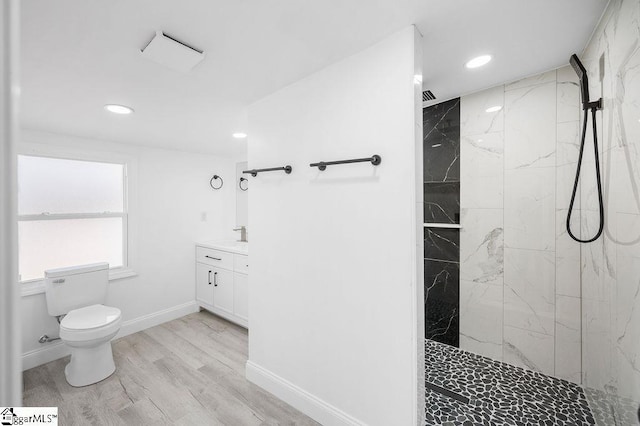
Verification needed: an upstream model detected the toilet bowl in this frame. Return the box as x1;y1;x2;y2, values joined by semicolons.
59;304;122;387
44;263;122;387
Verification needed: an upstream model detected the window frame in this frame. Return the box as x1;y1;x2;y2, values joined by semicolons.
18;142;138;296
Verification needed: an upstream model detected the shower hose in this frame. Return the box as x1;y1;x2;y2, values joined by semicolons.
566;106;604;243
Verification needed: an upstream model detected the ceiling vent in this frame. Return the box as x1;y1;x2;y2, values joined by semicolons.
141;31;205;73
422;90;436;102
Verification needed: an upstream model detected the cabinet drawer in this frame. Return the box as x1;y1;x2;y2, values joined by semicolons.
234;254;249;274
196;246;233;270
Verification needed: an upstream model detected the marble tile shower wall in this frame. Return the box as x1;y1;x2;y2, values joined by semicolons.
459;66;583;382
578;0;640;422
460;2;640;421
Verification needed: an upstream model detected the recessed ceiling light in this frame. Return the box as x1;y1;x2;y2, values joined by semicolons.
233;132;248;139
465;55;492;69
485;105;502;113
104;104;134;114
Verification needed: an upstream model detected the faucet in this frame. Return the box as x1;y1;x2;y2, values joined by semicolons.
234;226;248;242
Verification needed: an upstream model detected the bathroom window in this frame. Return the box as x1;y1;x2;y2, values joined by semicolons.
17;155;129;283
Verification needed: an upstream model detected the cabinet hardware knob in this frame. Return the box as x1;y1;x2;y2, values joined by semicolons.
205;255;222;261
214;271;218;287
208;270;212;285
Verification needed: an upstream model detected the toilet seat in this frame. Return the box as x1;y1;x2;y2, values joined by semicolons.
60;304;122;342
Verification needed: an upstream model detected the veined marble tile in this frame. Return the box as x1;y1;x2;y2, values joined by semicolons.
505;69;557;91
503;325;555;376
556;65;580;124
611;393;640;426
616;212;640;258
606;0;640;69
424;227;459;263
602;213;618;303
555;295;582;384
577;120;608;213
425;259;459;346
609;144;640;216
460;208;503;286
580;211;612;302
504;248;555;335
504;167;555;251
614;213;640;402
578;0;640;418
614;39;640;151
505;81;557;170
556;121;581;208
459;279;503;360
614;252;640;401
460;132;504;209
582;298;615;392
460;85;504;136
556;209;581;298
423;98;460;182
607;47;640;214
424;182;460;224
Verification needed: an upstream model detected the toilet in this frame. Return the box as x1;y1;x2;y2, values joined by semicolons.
44;263;121;387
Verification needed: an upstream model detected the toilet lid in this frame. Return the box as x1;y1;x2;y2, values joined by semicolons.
61;304;121;330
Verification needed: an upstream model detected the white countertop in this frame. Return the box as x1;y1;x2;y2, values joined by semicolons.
196;240;249;255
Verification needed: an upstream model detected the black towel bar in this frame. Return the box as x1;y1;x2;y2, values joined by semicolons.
310;155;381;171
243;165;292;177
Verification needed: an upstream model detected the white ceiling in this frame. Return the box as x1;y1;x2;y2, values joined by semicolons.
20;0;608;157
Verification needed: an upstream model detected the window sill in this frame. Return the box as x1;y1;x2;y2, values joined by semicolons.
108;269;138;281
20;269;138;297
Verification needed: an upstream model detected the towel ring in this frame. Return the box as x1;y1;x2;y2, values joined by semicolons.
239;177;248;191
210;175;223;190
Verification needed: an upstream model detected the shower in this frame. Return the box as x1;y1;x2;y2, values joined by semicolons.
566;53;604;243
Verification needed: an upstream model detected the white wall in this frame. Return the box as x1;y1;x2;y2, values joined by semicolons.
20;129;238;369
246;27;422;426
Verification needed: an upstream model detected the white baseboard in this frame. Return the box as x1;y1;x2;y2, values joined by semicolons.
245;361;365;426
22;301;199;371
117;301;198;338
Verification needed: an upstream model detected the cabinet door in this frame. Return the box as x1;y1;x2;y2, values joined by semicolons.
233;272;248;322
212;267;234;315
196;262;214;305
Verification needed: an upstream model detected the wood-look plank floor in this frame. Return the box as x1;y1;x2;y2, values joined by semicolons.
23;310;319;426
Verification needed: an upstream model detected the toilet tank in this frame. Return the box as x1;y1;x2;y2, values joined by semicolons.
44;263;109;316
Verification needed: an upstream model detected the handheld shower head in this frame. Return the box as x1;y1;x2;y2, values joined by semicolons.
566;53;604;243
570;54;590;109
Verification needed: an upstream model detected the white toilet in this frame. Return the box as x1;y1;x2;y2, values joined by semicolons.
44;263;122;387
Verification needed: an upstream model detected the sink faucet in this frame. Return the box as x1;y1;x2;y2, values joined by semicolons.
234;226;248;242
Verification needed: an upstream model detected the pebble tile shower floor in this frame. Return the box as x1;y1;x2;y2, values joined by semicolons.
424;340;599;425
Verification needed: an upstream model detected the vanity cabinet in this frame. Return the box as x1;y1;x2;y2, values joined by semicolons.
196;263;214;305
195;244;248;328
